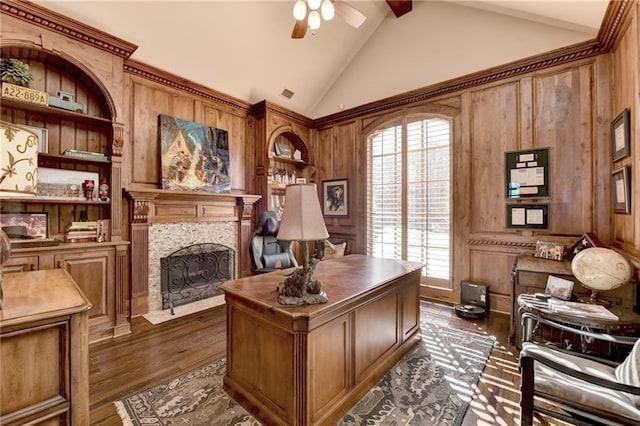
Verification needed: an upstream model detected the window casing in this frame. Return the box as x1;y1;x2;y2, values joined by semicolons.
367;115;451;287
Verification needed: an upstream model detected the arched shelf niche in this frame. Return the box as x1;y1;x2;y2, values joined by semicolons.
268;126;310;164
265;125;313;216
1;45;116;120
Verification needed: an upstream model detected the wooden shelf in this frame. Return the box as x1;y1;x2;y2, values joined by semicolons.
0;97;112;126
0;196;110;205
39;152;110;166
270;155;309;166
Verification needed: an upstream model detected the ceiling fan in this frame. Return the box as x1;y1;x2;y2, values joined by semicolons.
291;0;412;39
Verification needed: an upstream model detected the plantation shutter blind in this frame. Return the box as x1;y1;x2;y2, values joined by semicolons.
367;116;451;287
367;123;403;260
406;117;450;284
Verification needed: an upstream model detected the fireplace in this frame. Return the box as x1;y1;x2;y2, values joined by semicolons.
161;243;235;314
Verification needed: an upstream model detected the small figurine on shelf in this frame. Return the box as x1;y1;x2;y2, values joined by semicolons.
99;177;110;202
82;179;95;200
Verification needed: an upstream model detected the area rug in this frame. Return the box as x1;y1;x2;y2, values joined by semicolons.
115;321;495;426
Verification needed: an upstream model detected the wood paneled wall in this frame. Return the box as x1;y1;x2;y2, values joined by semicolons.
610;2;640;258
122;66;250;194
315;56;614;313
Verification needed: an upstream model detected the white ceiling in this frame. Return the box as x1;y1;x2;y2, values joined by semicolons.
30;0;609;119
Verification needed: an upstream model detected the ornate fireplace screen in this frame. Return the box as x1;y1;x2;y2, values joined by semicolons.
161;243;235;315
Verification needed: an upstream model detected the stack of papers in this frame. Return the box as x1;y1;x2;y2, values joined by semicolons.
547;299;619;321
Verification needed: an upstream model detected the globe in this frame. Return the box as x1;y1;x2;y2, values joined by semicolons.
570;247;633;304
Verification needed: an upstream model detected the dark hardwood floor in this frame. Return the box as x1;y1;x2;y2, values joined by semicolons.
89;301;565;425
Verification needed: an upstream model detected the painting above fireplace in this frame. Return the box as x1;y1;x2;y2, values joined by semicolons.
159;114;231;193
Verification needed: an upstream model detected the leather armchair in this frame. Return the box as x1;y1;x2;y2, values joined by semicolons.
250;211;298;274
519;314;640;425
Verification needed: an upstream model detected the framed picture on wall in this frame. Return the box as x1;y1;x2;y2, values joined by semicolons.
505;148;550;198
611;108;631;161
506;203;549;229
612;165;631;214
322;178;348;217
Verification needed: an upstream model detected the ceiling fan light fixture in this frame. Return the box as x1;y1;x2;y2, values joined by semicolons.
308;10;321;30
320;0;334;20
307;0;322;11
293;0;307;20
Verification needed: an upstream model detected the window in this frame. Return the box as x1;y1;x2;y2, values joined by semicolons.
367;116;451;287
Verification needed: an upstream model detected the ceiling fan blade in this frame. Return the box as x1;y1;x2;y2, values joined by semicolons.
334;0;367;29
291;19;307;39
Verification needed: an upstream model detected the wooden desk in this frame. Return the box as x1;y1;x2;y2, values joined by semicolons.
1;269;92;425
221;255;423;426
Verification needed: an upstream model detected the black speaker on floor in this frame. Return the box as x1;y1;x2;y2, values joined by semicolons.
455;281;489;319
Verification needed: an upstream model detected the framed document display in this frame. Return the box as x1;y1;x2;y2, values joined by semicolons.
611;109;630;161
506;204;549;229
505;148;549;198
612;166;631;214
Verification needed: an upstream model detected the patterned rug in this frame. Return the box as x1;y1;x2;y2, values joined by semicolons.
115;321;495;426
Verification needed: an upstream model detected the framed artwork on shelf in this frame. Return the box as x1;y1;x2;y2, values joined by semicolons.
322;178;348;217
611;108;631;161
545;275;574;300
0;211;49;239
533;240;565;261
612;165;631;214
159;114;231;193
274;142;291;158
506;203;549;229
505;148;549;198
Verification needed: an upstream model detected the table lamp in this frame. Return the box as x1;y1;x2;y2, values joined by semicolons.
276;183;329;306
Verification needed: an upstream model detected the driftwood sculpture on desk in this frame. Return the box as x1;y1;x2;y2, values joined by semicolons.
276;257;327;306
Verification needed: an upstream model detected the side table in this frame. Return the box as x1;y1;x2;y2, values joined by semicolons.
517;293;640;359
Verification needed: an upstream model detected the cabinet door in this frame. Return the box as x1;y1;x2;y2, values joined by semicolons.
55;248;115;342
2;255;39;273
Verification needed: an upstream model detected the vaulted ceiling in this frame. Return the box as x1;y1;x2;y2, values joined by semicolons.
31;1;609;119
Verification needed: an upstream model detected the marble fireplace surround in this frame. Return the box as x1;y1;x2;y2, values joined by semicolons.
125;188;260;316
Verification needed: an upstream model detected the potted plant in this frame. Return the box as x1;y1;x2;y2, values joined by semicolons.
0;58;33;87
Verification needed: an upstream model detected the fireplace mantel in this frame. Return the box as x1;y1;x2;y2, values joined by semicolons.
125;187;261;316
125;187;261;224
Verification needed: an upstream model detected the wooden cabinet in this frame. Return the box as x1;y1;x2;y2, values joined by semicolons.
0;269;91;425
3;244;122;343
0;46;130;342
511;255;636;348
55;247;115;342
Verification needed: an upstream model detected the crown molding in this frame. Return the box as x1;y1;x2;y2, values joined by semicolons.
314;0;633;127
250;100;314;127
0;0;137;59
124;59;251;114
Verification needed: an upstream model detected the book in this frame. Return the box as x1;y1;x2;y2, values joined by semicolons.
547;299;619;321
63;149;109;162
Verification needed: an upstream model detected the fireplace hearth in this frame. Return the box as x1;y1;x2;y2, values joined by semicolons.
160;243;235;314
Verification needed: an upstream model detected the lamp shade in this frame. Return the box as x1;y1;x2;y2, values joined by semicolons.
321;0;335;20
308;10;321;30
293;0;307;20
277;184;329;241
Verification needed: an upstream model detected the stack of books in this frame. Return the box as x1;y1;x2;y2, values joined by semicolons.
66;221;98;243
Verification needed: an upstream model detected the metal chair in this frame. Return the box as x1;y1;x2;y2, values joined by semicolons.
519;314;640;425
